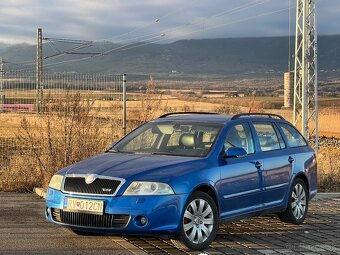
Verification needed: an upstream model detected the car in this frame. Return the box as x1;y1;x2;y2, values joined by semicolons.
45;112;317;250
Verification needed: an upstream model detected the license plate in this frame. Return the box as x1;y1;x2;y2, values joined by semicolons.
64;198;104;215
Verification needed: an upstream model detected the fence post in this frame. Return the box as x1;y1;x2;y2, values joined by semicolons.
36;28;43;113
123;74;127;136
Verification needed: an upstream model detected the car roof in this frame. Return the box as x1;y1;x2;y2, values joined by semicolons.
152;112;287;125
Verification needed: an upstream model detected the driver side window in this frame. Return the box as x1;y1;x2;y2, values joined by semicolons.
225;123;255;154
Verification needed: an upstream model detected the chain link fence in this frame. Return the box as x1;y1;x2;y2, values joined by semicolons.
0;71;125;191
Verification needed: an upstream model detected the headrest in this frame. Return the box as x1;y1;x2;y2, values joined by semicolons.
259;136;272;147
180;134;196;147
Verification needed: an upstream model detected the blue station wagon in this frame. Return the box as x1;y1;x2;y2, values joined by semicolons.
46;112;317;250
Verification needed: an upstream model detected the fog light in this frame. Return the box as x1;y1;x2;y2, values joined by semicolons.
140;216;147;226
134;215;148;227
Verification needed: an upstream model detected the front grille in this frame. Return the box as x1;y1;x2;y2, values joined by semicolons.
63;177;121;195
52;209;129;228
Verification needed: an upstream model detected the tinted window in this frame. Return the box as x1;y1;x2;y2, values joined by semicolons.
253;122;281;152
224;123;255;154
278;123;307;147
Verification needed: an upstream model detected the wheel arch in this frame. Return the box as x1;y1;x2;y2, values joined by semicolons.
294;172;310;196
191;184;220;215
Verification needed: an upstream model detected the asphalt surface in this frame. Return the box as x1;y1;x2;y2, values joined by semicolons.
0;193;340;255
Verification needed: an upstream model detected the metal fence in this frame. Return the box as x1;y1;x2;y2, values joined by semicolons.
0;71;125;113
0;71;126;191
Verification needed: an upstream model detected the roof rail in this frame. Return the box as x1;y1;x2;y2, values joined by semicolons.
159;112;219;118
231;113;285;120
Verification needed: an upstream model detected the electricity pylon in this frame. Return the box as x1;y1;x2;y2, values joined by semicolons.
293;0;318;151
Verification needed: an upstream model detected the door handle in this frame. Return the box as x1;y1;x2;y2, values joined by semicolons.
288;156;294;163
255;161;262;169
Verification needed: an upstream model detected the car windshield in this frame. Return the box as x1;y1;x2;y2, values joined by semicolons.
110;121;222;157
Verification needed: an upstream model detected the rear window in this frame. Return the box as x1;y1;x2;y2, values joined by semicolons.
278;123;307;148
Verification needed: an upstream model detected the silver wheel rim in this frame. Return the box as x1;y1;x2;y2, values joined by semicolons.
183;198;214;244
291;183;307;220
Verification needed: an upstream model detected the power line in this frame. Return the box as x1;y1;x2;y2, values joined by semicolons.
9;0;270;69
94;0;196;42
42;0;271;67
11;0;285;70
119;7;293;52
41;33;166;69
40;0;272;68
41;4;292;69
100;0;271;45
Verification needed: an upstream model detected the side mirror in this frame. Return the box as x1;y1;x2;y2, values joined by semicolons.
224;147;247;159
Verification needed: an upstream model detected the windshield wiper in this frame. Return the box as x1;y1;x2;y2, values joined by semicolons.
151;152;185;156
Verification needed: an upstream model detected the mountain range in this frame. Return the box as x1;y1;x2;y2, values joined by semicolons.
0;35;339;78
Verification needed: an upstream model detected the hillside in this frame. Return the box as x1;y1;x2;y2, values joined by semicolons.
0;35;339;77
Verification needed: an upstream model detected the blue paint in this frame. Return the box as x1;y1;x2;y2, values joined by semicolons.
46;113;317;236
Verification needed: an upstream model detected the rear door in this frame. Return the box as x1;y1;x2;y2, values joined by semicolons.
277;123;317;198
252;121;293;207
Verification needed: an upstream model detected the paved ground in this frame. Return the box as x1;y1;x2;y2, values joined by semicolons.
0;193;339;255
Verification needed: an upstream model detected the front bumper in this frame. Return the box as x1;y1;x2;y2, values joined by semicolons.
45;188;189;235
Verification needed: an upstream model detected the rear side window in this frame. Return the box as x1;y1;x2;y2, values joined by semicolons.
253;122;282;152
278;123;307;147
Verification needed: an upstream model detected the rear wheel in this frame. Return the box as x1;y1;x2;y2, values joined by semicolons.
173;191;219;250
279;178;308;224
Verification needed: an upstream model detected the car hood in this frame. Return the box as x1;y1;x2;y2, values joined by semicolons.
61;152;202;180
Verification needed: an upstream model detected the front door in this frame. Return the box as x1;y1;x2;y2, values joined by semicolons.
219;122;263;219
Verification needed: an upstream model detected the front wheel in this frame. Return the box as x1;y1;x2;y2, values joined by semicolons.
174;191;219;250
279;178;309;224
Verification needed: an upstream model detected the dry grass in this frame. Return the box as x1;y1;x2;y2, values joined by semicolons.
317;146;340;192
1;89;339;192
0;93;120;191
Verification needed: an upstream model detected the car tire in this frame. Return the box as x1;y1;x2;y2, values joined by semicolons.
173;191;219;250
279;178;309;225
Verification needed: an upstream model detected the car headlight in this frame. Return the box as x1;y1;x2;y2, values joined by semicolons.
123;181;174;196
48;174;64;190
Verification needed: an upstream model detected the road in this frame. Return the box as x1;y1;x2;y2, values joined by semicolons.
0;193;339;255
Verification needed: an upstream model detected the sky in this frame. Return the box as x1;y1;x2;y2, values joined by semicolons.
0;0;339;45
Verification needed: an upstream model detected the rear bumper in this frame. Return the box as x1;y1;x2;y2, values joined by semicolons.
45;188;188;235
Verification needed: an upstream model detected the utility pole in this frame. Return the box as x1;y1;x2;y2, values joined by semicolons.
293;0;318;151
0;57;4;112
36;28;43;113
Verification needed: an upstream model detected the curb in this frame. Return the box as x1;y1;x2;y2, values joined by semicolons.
315;192;340;200
34;187;46;199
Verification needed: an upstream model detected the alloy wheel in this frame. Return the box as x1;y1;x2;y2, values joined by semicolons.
183;198;214;244
291;183;307;220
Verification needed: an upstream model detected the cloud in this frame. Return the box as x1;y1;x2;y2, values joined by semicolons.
0;0;339;45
